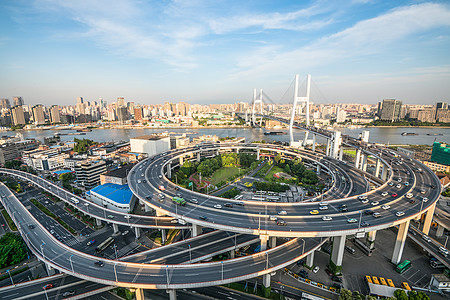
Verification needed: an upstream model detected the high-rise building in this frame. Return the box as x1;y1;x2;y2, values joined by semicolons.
1;98;10;109
435;102;448;119
13;96;24;106
379;99;402;122
49;105;61;123
75;160;107;190
134;107;144;121
32;104;45;125
76;97;85;115
11;106;26;125
117;106;128;124
117;97;125;107
77;97;84;104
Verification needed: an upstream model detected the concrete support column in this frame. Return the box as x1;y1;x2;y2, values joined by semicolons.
230;250;235;259
436;224;445;237
375;159;381;178
269;236;277;248
257;149;260;160
96;218;102;227
45;262;56;275
166;290;177;300
367;230;377;250
155;210;165;217
392;220;410;265
339;148;343;161
161;229;166;245
197;152;201;162
422;203;436;235
355;149;361;169
260;235;269;251
112;223;119;234
303;131;309;147
306;251;315;268
361;154;368;172
236;148;239;154
167;163;172;178
330;235;346;275
263;274;271;288
135;288;145;300
192;224;201;237
144;204;151;212
312;134;316;152
325;139;331;156
179;157;183;165
135;227;141;239
381;165;388;181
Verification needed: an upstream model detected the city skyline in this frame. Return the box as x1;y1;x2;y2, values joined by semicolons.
1;1;450;106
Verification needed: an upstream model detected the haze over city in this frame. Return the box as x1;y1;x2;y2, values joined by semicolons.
1;0;450;106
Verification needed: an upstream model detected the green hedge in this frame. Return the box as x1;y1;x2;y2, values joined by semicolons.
1;210;17;231
30;199;77;235
0;233;28;269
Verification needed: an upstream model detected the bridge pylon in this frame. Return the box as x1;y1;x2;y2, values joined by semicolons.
289;74;311;146
251;89;263;127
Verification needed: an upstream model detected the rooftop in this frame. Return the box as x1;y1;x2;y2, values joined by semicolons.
131;135;168;141
88;183;133;205
103;164;134;179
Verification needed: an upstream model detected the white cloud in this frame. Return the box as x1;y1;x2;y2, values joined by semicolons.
230;2;450;79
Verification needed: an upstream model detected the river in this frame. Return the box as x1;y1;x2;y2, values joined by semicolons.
1;127;448;145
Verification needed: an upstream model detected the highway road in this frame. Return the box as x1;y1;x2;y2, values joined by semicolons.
0;182;326;289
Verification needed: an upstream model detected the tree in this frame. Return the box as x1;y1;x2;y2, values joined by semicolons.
4;160;22;169
284;164;291;174
394;289;408;300
338;288;353;300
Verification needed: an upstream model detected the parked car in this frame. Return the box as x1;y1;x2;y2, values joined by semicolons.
298;269;308;278
332;275;343;283
312;266;320;273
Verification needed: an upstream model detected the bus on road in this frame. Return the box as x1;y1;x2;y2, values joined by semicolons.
172;197;186;206
395;260;412;273
95;237;114;253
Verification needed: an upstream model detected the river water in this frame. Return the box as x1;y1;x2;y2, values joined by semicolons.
1;127;449;145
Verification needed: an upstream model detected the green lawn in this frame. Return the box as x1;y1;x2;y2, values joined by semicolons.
264;166;285;181
343;149;356;156
209;167;241;185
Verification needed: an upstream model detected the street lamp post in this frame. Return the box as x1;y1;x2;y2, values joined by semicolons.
69;254;74;272
358;211;362;229
40;243;45;260
221;261;224;281
113;263;118;282
445;235;449;248
113;244;118;259
188;244;192;263
84;203;89;214
7;269;14;285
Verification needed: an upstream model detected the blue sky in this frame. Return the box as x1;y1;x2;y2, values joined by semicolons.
1;0;449;106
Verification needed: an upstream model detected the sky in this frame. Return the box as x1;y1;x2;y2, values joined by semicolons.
0;0;450;106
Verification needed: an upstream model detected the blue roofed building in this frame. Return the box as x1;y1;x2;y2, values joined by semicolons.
86;183;136;213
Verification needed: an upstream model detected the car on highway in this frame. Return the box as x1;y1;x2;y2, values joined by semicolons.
199;216;208;221
439;246;449;257
278;210;287;215
122;230;129;235
170;219;178;224
371;201;379;206
236;201;245;206
213;204;222;209
396;184;402;189
405;193;413;199
86;239;95;246
137;179;142;184
395;211;405;217
313;266;320;273
422;235;432;243
358;195;367;200
422;197;429;202
388;182;394;186
124;215;131;219
190;199;198;204
347;218;357;223
28;224;35;229
94;260;104;267
158;175;162;179
43;284;54;290
224;203;233;208
270;215;278;221
339;205;348;212
360;221;370;227
392;193;398;197
62;291;75;297
309;210;319;215
276;219;287;226
381;192;388;197
319;205;328;210
322;216;332;221
381;204;390;210
420;189;426;194
373;212;381;218
107;215;114;219
404;182;409;186
360;198;369;204
364;210;373;215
